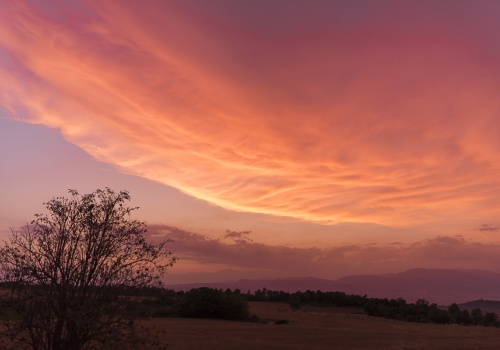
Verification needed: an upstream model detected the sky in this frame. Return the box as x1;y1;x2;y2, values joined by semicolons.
1;0;500;284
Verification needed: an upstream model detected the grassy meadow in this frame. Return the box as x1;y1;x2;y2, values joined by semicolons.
140;301;500;350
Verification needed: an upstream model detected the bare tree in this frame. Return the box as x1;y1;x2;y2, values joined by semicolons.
0;189;176;350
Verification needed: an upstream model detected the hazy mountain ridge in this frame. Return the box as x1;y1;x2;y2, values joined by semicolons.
458;299;500;314
168;268;500;305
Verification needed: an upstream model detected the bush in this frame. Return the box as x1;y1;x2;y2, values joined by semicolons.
289;294;301;309
178;288;250;321
274;319;289;324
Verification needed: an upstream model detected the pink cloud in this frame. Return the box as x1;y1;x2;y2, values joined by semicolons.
1;1;500;227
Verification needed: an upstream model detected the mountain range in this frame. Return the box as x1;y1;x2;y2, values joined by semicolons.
168;268;500;305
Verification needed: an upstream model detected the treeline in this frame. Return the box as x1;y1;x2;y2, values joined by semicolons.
5;283;497;326
119;287;366;321
247;288;366;307
116;286;500;326
364;298;499;326
0;285;254;323
246;288;500;327
120;287;255;321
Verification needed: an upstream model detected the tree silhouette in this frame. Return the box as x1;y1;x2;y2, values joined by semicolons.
0;189;176;350
178;287;250;320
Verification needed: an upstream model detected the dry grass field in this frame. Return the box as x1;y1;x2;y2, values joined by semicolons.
141;302;500;350
3;301;500;349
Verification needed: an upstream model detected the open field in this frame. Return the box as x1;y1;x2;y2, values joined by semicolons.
142;302;500;350
3;301;500;349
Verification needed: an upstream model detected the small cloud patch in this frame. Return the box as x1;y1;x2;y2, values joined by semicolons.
224;229;254;243
479;224;499;232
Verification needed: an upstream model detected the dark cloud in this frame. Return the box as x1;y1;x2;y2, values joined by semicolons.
148;225;500;283
224;229;253;244
224;229;251;239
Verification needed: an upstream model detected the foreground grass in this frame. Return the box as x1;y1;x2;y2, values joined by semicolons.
141;302;500;350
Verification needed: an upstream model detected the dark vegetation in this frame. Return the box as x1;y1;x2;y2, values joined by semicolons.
246;288;500;327
7;284;495;327
112;286;500;327
122;286;253;321
0;189;176;350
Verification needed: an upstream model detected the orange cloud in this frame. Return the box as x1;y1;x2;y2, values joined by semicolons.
1;1;500;226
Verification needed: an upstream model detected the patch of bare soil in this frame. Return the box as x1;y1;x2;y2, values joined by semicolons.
139;302;500;350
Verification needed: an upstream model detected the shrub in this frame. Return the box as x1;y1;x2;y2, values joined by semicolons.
178;288;250;321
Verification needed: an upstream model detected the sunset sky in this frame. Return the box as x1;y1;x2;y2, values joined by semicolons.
2;0;500;284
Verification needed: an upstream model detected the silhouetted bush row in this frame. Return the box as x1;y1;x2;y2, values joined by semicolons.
363;298;499;326
244;287;500;327
5;283;496;326
246;288;367;307
118;287;255;321
178;287;251;320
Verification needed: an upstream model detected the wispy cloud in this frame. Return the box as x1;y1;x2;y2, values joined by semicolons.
479;224;499;232
1;1;500;227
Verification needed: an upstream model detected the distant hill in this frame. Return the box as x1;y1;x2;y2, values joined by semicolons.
333;268;500;305
458;299;500;314
168;268;500;305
